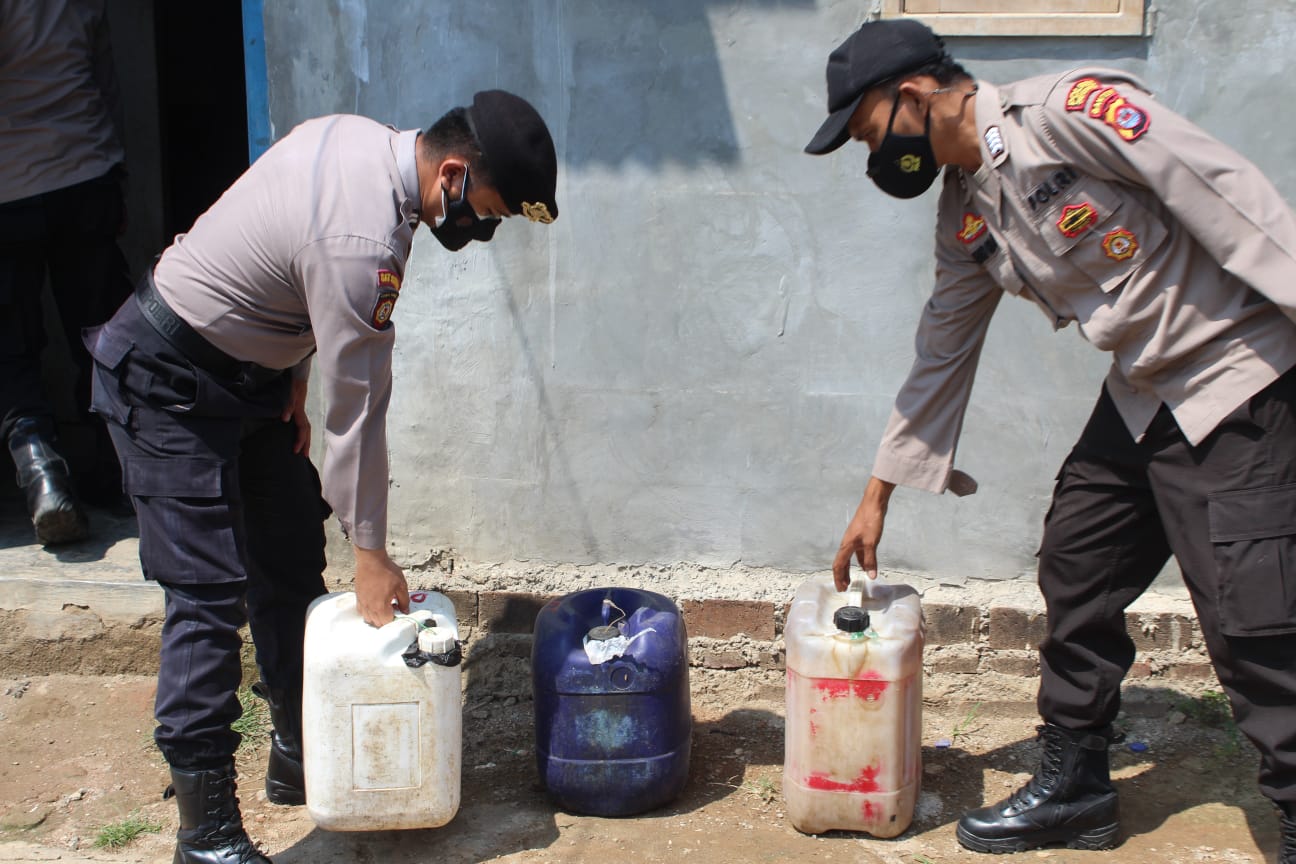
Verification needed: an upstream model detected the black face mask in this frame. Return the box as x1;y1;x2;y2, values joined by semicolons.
866;95;940;200
430;167;501;251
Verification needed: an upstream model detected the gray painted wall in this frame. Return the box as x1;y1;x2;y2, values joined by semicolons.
261;0;1296;582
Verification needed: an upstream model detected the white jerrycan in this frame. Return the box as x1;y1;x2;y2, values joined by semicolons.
302;590;462;831
783;575;924;836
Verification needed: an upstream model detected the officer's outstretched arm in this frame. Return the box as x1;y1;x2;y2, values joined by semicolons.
832;476;896;590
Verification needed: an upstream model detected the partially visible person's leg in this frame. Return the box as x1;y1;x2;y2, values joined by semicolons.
1147;367;1296;841
959;386;1171;854
43;172;132;506
0;192;88;544
240;417;329;805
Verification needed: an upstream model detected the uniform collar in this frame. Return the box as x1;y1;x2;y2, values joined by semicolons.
395;128;421;224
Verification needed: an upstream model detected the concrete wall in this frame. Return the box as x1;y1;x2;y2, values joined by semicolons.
261;0;1296;584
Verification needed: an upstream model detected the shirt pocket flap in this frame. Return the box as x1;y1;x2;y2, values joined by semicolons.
1037;185;1168;293
1208;482;1296;542
124;456;224;498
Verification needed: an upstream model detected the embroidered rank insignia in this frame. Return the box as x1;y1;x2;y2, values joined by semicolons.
1102;227;1139;261
1066;78;1101;112
958;213;988;244
1057;202;1098;238
983;125;1005;160
522;201;554;223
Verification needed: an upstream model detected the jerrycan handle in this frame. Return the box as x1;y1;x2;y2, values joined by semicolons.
845;579;868;610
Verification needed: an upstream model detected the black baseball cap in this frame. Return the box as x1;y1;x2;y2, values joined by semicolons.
467;89;559;223
805;20;948;155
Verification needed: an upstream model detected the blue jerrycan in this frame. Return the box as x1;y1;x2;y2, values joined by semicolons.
532;587;691;816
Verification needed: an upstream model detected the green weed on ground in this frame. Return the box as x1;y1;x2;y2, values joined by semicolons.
1174;689;1242;755
231;686;270;752
93;812;163;849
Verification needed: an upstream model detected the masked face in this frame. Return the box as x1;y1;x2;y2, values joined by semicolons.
866;94;940;199
430;167;502;251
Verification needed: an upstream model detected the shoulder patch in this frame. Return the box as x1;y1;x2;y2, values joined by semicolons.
1066;78;1151;144
370;289;398;330
1065;78;1102;112
370;270;400;330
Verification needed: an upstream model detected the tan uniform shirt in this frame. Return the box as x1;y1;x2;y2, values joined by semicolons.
153;115;422;549
875;68;1296;495
0;0;124;203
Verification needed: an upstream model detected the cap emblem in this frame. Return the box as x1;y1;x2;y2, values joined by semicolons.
522;201;555;224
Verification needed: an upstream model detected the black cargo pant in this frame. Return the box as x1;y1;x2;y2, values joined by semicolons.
1038;368;1296;808
0;170;132;445
85;296;328;770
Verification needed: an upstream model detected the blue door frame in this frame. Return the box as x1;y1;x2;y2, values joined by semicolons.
242;0;271;163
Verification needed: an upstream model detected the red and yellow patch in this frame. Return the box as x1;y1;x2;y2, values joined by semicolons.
1102;227;1139;261
1067;78;1150;143
370;270;401;330
1065;78;1101;112
1057;202;1098;238
1104;97;1150;142
957;212;987;244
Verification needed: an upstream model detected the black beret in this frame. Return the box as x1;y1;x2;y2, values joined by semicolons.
467;90;559;223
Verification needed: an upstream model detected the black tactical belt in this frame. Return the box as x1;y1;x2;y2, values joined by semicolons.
135;269;274;385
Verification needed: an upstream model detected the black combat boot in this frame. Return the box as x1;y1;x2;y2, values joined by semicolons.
251;682;304;805
957;723;1119;854
1280;803;1296;864
165;764;271;864
8;419;89;545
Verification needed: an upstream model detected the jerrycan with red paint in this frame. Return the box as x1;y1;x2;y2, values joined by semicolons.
783;575;924;836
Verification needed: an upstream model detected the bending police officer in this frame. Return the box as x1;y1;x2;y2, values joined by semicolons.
806;19;1296;859
85;91;559;864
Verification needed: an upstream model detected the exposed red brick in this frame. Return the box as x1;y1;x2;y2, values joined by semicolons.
928;646;981;675
1166;662;1216;683
443;590;478;631
988;607;1047;650
701;651;749;670
925;603;981;646
986;652;1040;678
478;591;557;634
680;599;776;641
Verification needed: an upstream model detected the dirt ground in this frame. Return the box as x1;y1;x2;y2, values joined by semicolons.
0;645;1288;864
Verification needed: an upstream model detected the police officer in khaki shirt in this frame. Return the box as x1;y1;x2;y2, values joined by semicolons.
806;20;1296;859
85;91;558;864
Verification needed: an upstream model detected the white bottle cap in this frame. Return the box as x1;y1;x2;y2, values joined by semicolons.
418;626;456;655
